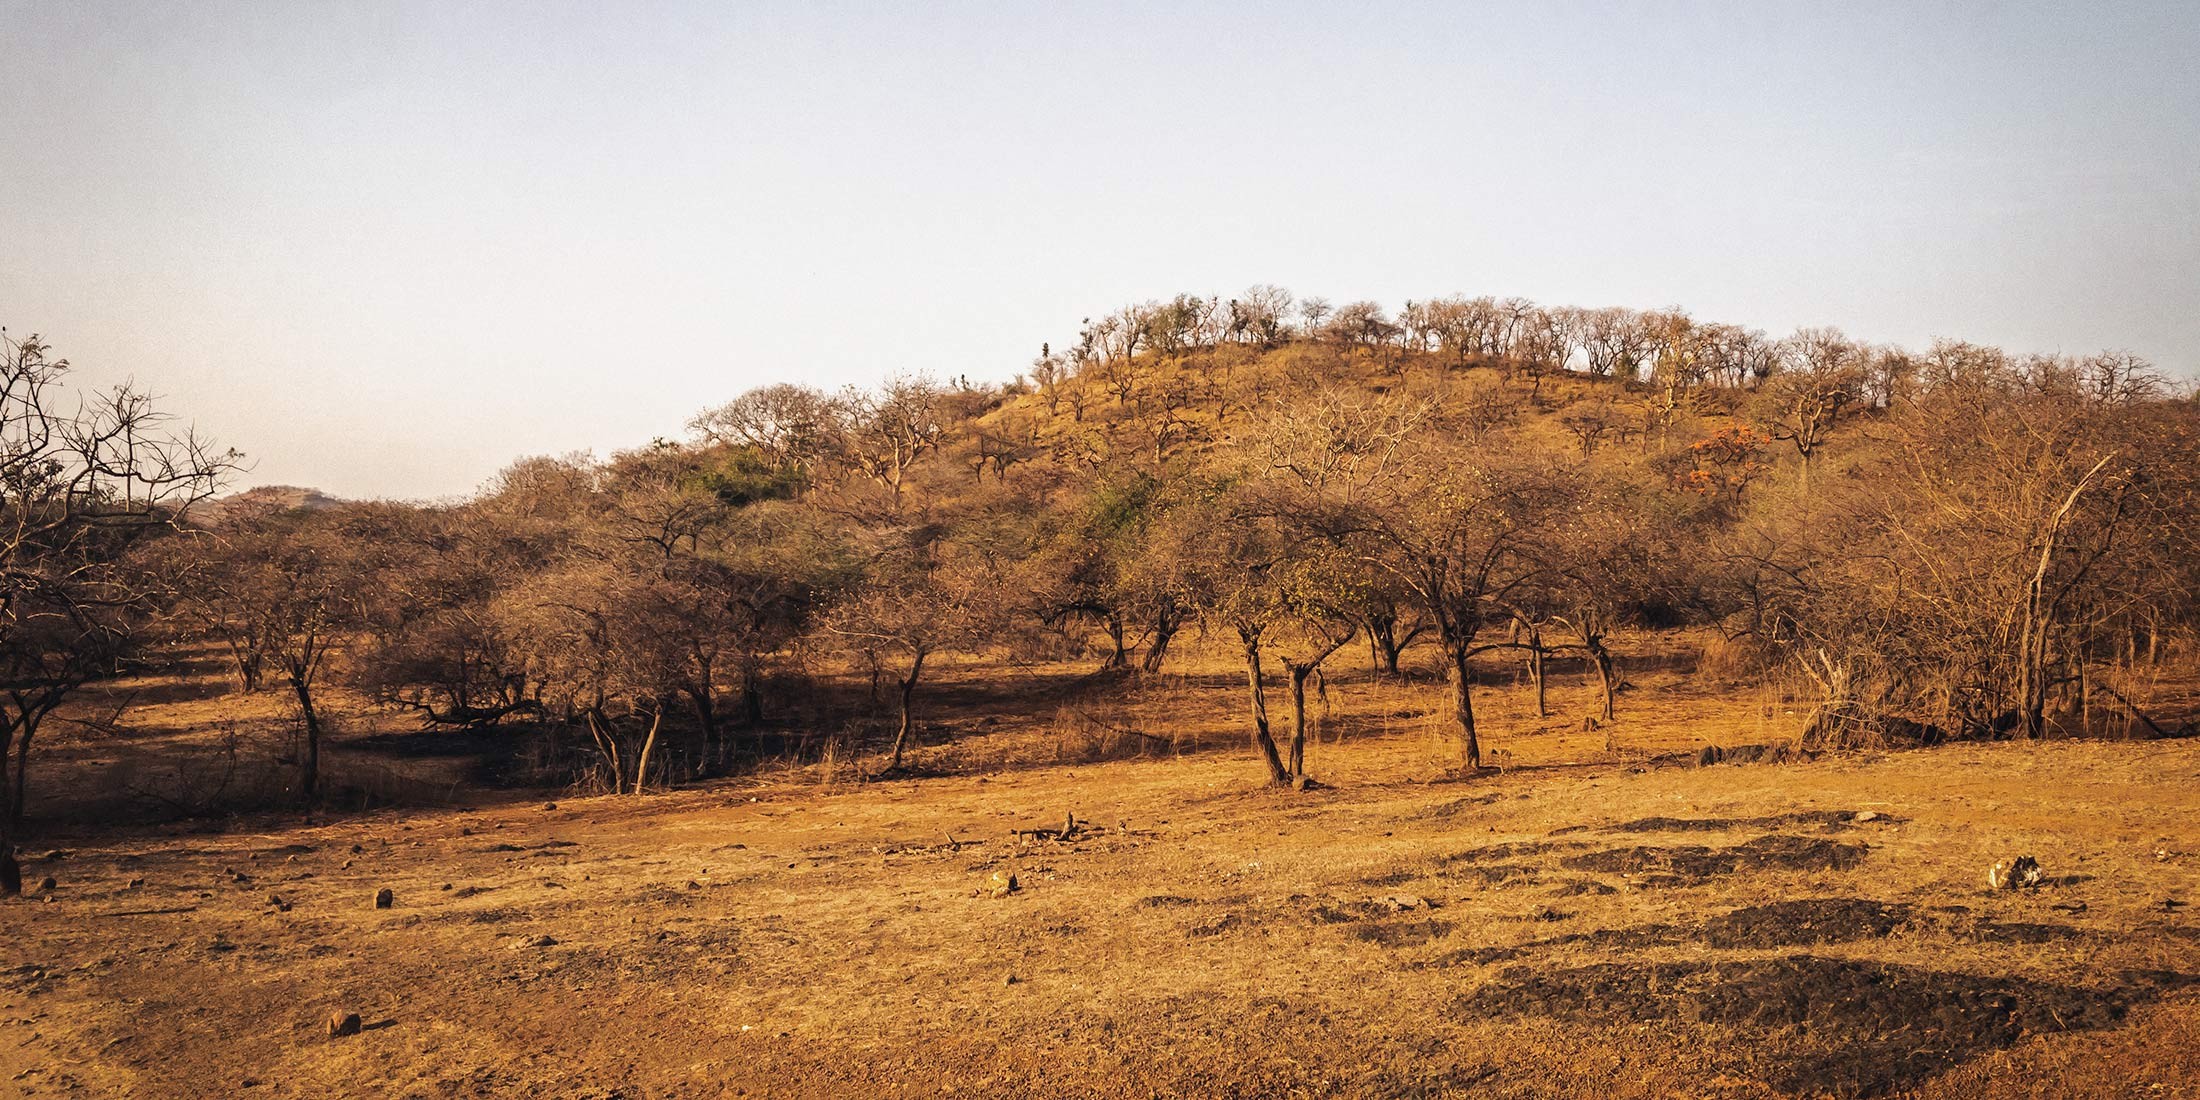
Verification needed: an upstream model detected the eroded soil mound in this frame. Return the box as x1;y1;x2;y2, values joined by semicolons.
1560;834;1869;882
1415;897;2088;968
1456;955;2183;1097
1606;810;1891;833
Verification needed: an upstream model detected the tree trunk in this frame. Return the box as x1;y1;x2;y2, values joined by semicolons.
1589;641;1617;721
1239;628;1288;784
1141;608;1180;674
889;650;927;772
0;725;18;897
739;663;765;728
1101;614;1130;671
292;674;323;800
586;710;623;792
1446;641;1482;769
1286;662;1315;779
8;720;30;837
689;687;720;765
632;706;664;795
1526;632;1547;718
2014;456;2114;740
1370;615;1406;676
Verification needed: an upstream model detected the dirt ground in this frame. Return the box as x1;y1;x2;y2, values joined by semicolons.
2;728;2194;1098
4;642;2197;1098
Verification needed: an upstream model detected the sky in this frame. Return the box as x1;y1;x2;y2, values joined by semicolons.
2;1;2196;501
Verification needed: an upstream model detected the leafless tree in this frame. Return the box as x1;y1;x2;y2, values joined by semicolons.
0;330;235;892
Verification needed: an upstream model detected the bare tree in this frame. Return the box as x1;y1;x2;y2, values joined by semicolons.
0;330;234;892
836;375;945;515
1761;327;1865;489
821;536;1000;773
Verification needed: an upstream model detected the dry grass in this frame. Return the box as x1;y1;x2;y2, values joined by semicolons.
3;637;2196;1098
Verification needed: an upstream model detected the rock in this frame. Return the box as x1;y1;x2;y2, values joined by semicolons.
1855;811;1880;823
519;935;558;949
987;871;1020;898
372;887;395;909
542;802;558;811
267;893;290;912
1987;855;2042;891
684;880;703;891
1383;895;1430;912
440;883;453;891
1003;973;1019;986
349;844;364;855
127;878;145;889
36;876;56;893
326;1012;362;1039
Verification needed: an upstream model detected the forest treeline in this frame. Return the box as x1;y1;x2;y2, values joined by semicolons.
3;290;2197;892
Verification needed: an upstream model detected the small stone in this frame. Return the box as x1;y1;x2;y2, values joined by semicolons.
349;844;364;855
326;1011;362;1039
1004;973;1019;986
542;802;558;811
340;860;354;870
127;878;145;889
521;935;558;949
36;877;57;893
372;888;394;909
1854;811;1880;822
684;880;702;891
987;871;1020;898
267;893;290;911
1987;855;2042;890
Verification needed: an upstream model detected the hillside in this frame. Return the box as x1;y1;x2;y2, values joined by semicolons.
190;485;346;527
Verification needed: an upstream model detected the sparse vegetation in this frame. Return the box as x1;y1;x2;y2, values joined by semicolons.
2;295;2196;1096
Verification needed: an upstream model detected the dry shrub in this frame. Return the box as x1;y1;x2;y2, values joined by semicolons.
814;726;861;787
1696;634;1775;681
319;756;464;810
95;720;295;818
513;730;596;788
1052;706;1171;763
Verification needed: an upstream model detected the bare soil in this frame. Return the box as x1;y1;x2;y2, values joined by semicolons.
4;643;2196;1097
3;730;2196;1098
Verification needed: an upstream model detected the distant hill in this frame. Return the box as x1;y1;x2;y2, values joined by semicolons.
190;485;345;527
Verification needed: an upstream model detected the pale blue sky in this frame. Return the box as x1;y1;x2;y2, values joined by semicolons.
3;2;2195;499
